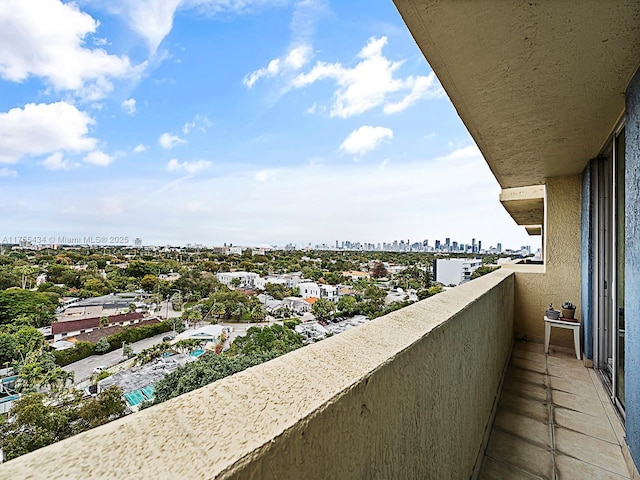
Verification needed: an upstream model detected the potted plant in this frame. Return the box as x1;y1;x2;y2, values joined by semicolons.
561;301;576;320
545;304;560;320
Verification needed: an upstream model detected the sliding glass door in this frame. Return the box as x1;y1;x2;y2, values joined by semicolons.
614;128;625;410
593;125;625;413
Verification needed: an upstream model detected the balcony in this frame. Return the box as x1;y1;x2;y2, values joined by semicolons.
0;268;634;478
482;341;631;479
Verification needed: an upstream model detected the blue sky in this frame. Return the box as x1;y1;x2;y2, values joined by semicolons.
0;0;538;251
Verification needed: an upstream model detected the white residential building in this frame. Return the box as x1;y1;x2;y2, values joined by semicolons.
172;324;225;344
433;258;482;286
296;282;340;303
297;282;321;299
319;284;339;303
282;297;312;314
216;271;260;288
254;276;288;290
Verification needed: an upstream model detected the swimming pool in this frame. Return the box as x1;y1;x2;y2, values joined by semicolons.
124;385;155;407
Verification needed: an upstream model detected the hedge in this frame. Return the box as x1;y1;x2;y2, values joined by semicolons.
53;321;173;366
52;341;96;366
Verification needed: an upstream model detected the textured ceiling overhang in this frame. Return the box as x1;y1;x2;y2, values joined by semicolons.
393;0;640;189
499;186;545;226
525;225;543;236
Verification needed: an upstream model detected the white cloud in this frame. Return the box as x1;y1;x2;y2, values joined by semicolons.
93;37;110;46
383;73;442;114
43;152;75;170
0;102;96;164
0;167;17;178
290;0;325;43
254;169;277;182
0;0;144;99
182;121;196;135
440;145;482;161
244;44;312;88
159;132;186;149
293;36;442;118
121;98;137;115
102;0;290;54
340;126;393;156
133;144;149;153
83;150;114;166
182;114;212;134
166;158;211;174
123;0;182;54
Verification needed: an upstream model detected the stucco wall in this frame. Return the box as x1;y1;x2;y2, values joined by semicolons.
624;66;640;470
510;175;582;348
0;270;515;480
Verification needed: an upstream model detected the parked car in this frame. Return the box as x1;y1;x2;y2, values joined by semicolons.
162;335;175;342
92;366;107;374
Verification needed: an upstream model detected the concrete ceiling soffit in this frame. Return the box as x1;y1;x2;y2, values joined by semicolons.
499;185;545;226
393;0;640;189
524;225;543;236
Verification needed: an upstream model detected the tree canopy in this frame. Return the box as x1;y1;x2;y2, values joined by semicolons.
0;289;58;327
311;298;336;322
0;386;126;461
228;323;303;356
370;261;389;279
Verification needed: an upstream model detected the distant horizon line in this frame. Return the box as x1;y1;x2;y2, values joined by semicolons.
2;241;536;253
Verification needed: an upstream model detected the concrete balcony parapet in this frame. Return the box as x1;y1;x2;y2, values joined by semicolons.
0;270;515;479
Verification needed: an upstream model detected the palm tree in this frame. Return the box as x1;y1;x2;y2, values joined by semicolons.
60;370;75;390
231;302;247;320
40;368;65;394
250;305;266;323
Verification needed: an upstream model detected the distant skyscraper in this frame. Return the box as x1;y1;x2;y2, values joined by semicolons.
435;239;441;249
478;240;482;252
497;242;502;253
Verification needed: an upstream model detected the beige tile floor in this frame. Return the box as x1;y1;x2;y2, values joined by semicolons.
480;341;633;480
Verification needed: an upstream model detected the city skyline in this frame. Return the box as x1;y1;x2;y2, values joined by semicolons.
4;233;532;254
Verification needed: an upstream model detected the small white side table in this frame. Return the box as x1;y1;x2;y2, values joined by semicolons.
544;316;581;360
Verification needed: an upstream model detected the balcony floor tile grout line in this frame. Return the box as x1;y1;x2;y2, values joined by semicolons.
483;453;546;480
546;352;558;480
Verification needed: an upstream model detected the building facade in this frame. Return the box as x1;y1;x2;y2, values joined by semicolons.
433;258;482;286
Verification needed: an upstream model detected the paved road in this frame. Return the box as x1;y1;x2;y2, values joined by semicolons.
63;319;280;384
62;331;176;383
154;300;182;319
